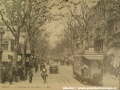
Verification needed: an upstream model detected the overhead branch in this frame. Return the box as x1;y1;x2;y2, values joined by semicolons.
0;11;16;37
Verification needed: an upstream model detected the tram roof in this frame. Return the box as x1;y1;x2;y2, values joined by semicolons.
73;53;104;60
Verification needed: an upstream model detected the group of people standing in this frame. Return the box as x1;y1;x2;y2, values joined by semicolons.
1;65;30;84
1;61;48;85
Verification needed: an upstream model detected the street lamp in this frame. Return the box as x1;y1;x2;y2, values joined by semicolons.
0;27;5;83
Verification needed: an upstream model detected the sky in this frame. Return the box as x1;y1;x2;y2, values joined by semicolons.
46;21;64;47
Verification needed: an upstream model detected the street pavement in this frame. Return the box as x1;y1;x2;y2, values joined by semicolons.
0;64;119;90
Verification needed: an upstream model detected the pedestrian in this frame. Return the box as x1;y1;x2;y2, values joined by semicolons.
22;67;26;80
17;66;21;81
29;62;33;69
114;65;119;78
35;65;38;73
29;68;33;83
34;60;38;73
81;62;89;78
14;68;19;82
8;68;13;85
41;65;48;83
19;66;24;81
110;60;113;75
25;67;28;78
12;67;16;82
2;67;6;84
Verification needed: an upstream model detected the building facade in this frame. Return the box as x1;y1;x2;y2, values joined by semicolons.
0;22;15;63
86;0;120;53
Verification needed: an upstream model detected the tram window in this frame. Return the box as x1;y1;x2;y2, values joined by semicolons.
96;61;102;69
90;61;98;69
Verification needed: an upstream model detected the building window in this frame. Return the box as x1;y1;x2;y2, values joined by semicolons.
3;41;9;50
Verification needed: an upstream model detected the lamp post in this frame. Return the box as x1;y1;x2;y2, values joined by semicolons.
0;27;5;83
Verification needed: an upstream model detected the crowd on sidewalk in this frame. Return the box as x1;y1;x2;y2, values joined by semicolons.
1;60;47;85
2;65;28;84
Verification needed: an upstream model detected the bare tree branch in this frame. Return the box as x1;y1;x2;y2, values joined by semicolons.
0;11;16;36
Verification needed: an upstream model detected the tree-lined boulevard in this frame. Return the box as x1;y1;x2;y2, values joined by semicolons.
0;64;118;90
0;0;120;90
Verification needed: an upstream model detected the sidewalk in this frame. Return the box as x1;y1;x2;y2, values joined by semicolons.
102;73;119;89
0;65;60;90
0;70;44;85
104;73;119;80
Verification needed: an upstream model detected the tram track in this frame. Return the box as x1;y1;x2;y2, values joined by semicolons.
60;66;78;84
60;65;90;86
55;74;63;86
59;72;72;86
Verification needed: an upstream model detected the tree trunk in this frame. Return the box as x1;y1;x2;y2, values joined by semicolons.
12;36;19;67
87;33;89;49
12;50;18;67
22;42;27;66
70;40;74;55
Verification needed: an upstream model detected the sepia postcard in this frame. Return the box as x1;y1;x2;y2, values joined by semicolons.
0;0;120;90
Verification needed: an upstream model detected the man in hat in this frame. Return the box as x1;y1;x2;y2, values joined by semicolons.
29;68;33;83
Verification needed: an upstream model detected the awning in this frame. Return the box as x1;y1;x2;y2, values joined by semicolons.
82;54;104;60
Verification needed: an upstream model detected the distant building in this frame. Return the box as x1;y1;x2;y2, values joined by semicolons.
82;0;120;71
2;36;15;62
85;0;120;53
0;22;14;63
0;22;23;64
77;0;120;54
